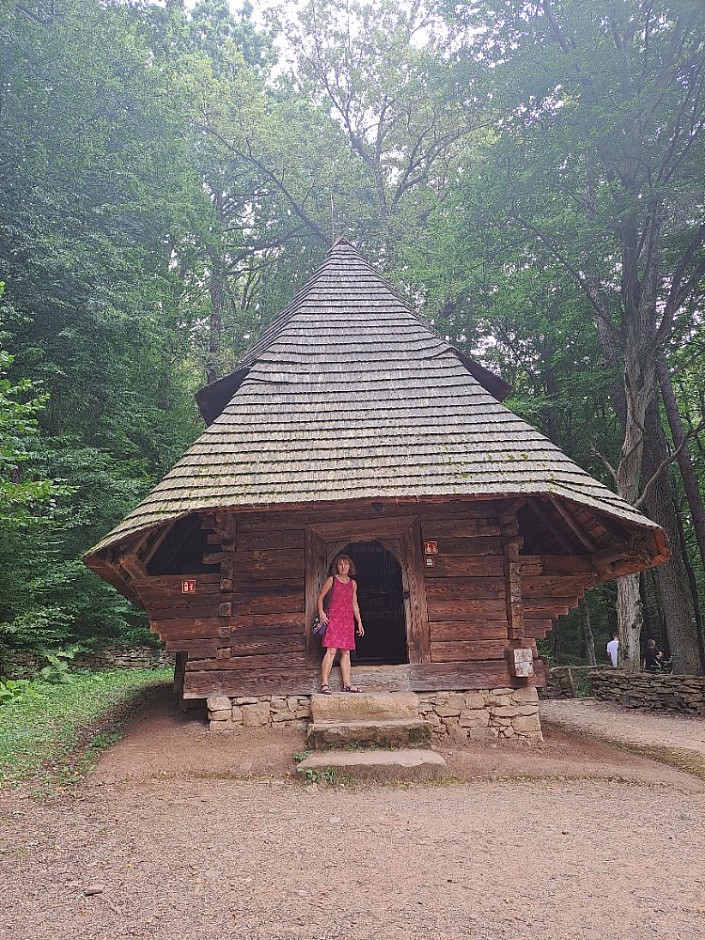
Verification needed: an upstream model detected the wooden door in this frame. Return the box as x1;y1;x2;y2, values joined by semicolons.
305;516;430;665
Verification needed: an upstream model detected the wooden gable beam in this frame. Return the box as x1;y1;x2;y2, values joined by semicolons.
548;496;597;554
525;500;576;556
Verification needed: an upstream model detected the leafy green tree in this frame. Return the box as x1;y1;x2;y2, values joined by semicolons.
444;0;705;672
0;1;207;651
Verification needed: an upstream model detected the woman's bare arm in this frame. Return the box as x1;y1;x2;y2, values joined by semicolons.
317;576;334;622
353;582;364;636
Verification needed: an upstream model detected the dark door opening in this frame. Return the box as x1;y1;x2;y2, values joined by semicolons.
343;541;408;666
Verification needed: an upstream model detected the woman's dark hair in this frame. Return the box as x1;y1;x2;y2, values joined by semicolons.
331;553;356;577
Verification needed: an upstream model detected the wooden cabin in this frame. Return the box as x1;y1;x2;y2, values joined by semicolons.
84;239;668;704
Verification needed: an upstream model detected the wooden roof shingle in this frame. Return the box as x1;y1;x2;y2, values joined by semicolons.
85;238;665;559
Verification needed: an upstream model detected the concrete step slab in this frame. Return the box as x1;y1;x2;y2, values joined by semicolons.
310;691;420;723
307;718;432;750
296;748;448;784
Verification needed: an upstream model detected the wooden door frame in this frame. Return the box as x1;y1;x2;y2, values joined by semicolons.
304;515;430;664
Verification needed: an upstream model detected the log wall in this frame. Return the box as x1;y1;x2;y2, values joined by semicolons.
134;499;594;699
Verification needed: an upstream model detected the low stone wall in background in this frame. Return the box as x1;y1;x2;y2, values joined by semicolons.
2;645;174;678
541;665;580;699
207;686;543;742
590;669;705;715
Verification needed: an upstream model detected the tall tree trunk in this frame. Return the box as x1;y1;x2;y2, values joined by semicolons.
612;342;656;671
641;401;702;674
673;493;705;670
617;575;642;671
656;356;705;590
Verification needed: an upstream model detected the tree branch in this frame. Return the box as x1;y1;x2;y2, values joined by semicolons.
634;415;705;509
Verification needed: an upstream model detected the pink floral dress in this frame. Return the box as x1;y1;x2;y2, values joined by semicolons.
322;576;356;650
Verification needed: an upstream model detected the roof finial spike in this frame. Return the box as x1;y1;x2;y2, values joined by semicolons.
328;234;354;253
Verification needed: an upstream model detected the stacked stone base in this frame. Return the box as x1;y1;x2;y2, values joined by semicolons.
418;687;541;741
207;687;542;741
207;695;312;731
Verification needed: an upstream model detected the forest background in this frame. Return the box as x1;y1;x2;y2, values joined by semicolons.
1;0;704;673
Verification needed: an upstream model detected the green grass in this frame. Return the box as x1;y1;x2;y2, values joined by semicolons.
0;668;171;791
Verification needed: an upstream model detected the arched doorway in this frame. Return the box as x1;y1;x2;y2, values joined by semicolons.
343;540;408;666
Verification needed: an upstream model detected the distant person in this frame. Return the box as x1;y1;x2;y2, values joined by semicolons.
606;633;619;668
643;638;665;672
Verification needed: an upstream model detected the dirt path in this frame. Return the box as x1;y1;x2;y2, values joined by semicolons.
540;698;705;757
2;686;704;940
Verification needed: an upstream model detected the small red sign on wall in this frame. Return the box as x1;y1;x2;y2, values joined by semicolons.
423;540;438;555
181;579;196;594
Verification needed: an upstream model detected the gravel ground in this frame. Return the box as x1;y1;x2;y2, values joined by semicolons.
2;687;704;940
539;698;705;758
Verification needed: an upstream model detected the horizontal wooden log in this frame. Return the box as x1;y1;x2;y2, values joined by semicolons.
235;499;504;533
431;639;537;663
154;620;304;647
162;638;219;658
421;517;501;539
236;577;301;594
524;596;577;615
522;575;596;597
229;634;306;657
231;550;305;581
232;612;305;629
146;599;234;619
186;652;309;671
182;666;316;698
230;623;303;638
429;621;512;642
427;599;508;621
422;555;505;578
429;537;504;557
182;657;543;698
238;594;304;615
149;618;231;639
238;529;306;551
521;555;596;576
524;617;555;638
136;574;221;594
425;576;505;600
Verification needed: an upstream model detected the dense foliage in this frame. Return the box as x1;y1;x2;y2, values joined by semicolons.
0;0;703;670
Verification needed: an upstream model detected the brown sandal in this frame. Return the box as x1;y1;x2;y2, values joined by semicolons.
342;685;363;693
320;684;333;695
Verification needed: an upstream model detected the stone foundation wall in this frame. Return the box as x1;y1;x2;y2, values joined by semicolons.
590;670;705;715
207;695;312;732
418;688;541;741
2;646;174;678
207;686;542;741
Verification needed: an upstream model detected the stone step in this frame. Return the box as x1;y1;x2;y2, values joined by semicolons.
296;748;448;784
310;691;420;723
307;718;432;750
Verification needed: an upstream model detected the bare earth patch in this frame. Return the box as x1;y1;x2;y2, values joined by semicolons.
2;684;704;940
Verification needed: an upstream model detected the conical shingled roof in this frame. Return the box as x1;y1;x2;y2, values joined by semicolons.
86;238;664;557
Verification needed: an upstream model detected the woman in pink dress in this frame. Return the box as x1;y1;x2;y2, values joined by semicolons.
317;554;365;694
